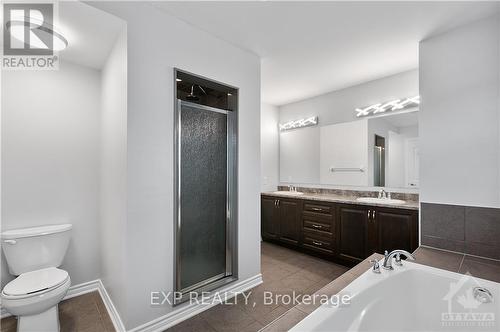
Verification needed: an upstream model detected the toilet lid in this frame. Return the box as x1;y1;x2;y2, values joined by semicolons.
3;267;68;296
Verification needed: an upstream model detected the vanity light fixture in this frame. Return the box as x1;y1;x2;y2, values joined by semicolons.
279;116;318;131
6;16;68;51
355;95;420;117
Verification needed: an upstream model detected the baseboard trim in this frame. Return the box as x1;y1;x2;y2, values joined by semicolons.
1;279;126;332
128;274;263;332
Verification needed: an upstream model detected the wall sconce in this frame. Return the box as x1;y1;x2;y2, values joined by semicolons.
279;116;318;131
355;96;420;118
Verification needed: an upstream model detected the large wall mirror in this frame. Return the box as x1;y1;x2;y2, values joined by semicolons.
280;109;419;189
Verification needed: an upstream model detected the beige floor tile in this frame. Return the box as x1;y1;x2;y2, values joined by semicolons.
166;315;216;332
0;316;17;332
200;303;258;332
259;308;307;332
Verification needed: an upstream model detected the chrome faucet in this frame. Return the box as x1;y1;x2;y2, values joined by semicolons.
288;184;296;192
378;189;387;199
382;250;415;270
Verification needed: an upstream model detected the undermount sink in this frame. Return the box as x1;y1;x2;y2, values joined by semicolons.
356;197;406;205
273;191;304;196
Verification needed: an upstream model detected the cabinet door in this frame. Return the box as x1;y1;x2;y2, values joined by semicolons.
376;208;418;254
337;205;371;264
261;196;279;240
279;199;301;245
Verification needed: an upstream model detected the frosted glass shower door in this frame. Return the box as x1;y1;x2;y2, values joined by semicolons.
175;100;237;301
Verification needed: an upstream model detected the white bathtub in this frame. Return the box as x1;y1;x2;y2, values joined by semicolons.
291;260;500;332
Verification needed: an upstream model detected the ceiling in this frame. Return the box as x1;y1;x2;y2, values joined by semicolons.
154;1;499;106
57;2;125;69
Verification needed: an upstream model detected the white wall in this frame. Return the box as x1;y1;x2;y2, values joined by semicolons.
261;103;279;191
279;69;419;126
420;14;500;207
319;120;368;186
1;61;102;287
90;2;261;329
279;127;320;184
100;28;128;319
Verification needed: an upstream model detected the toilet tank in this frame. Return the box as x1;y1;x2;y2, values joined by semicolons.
1;224;72;275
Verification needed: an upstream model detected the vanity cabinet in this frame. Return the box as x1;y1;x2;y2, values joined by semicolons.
261;196;301;245
336;205;374;264
261;195;418;266
301;201;335;255
376;207;418;254
261;196;280;240
336;205;418;264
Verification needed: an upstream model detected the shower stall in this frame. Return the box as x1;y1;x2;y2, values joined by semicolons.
173;70;238;304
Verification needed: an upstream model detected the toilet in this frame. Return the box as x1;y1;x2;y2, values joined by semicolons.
1;224;72;332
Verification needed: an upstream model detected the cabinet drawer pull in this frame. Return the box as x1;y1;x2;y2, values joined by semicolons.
312;240;323;246
311;207;324;212
372;210;376;219
311;224;322;229
367;210;371;219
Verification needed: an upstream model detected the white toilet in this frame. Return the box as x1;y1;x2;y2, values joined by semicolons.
1;224;72;332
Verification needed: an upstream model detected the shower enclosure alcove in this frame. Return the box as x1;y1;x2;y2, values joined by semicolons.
174;69;238;304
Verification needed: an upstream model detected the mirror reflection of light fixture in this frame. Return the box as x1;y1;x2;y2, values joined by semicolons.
279;116;318;131
6;16;68;51
355;96;420;118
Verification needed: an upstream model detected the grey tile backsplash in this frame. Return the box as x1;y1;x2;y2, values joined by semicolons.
421;203;500;260
276;186;419;202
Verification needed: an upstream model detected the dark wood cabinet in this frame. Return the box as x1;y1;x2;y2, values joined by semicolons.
278;199;301;245
337;205;370;264
261;196;301;245
261;196;279;240
261;195;419;267
376;208;418;254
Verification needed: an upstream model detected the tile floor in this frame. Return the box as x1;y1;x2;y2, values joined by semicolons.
166;242;349;332
0;291;115;332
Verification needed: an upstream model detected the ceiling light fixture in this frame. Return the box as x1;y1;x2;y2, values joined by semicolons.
6;16;68;51
279;116;318;131
355;96;420;118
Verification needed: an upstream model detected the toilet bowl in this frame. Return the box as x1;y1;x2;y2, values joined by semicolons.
1;268;71;331
1;224;72;332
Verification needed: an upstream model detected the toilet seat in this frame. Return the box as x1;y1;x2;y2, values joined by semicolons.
2;267;69;299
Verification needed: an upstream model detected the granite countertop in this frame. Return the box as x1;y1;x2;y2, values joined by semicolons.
262;191;419;210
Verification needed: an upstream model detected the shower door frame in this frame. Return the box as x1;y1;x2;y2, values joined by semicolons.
173;71;238;305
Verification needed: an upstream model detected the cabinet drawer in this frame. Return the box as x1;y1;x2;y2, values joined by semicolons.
303;230;334;249
303;215;333;233
303;202;333;215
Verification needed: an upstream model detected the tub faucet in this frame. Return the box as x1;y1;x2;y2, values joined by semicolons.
382;250;415;270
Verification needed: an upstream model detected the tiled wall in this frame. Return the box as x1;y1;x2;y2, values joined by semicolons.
421;203;500;260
